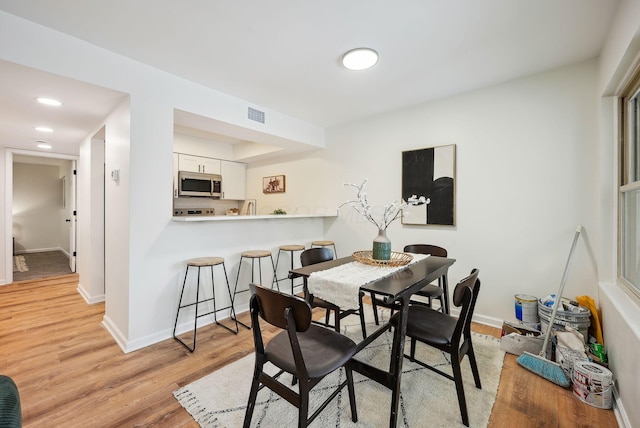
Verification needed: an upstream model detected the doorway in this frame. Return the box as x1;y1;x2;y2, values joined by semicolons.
9;152;77;282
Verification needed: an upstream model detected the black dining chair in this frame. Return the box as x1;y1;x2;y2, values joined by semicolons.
243;283;358;428
370;244;449;325
389;268;481;427
300;248;367;339
403;244;449;313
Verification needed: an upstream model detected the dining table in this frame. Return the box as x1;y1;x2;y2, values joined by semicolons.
289;254;456;428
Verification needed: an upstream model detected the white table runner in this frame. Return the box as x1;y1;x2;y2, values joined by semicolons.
307;253;428;310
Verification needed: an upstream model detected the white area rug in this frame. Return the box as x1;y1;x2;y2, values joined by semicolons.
174;310;505;427
13;255;28;272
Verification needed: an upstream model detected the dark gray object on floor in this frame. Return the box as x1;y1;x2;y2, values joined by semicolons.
12;250;72;282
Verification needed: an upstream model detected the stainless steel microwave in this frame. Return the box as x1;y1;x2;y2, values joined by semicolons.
178;171;222;198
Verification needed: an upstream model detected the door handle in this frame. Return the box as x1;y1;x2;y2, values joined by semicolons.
65;219;71;222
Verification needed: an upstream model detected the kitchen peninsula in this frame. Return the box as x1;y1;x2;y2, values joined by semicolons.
169;209;338;337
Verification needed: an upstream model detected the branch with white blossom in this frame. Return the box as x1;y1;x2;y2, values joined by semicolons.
337;179;429;230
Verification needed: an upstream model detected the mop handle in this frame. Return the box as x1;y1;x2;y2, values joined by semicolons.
539;225;582;357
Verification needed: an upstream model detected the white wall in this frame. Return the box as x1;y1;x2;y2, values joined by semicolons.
174;133;235;160
251;60;600;326
76;127;106;304
102;98;132;343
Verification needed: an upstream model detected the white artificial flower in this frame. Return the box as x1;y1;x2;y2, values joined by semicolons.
338;179;429;230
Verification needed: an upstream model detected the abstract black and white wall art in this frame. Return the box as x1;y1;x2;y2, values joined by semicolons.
402;144;456;226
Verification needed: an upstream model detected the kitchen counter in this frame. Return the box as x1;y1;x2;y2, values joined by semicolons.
172;212;338;222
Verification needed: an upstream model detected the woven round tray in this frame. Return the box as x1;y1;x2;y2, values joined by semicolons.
352;250;413;267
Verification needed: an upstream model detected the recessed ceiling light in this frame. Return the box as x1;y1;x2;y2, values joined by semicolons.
36;97;62;107
35;126;53;133
342;48;379;71
36;141;52;149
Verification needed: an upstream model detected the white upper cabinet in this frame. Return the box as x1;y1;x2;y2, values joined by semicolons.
221;160;246;200
178;154;221;175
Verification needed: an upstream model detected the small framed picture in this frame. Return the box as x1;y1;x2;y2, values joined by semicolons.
263;175;286;193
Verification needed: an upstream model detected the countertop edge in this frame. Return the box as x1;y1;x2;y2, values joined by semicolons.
172;213;338;222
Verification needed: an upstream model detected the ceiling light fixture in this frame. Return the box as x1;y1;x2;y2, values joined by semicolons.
36;97;62;107
36;141;52;149
35;126;53;133
342;48;379;71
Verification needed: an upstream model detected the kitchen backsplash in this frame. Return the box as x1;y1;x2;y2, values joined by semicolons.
173;197;240;216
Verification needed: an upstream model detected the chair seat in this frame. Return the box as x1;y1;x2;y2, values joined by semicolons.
266;324;357;379
390;305;457;346
414;283;444;298
310;296;338;310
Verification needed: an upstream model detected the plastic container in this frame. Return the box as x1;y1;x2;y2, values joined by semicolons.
538;297;591;324
537;297;591;342
539;314;590;343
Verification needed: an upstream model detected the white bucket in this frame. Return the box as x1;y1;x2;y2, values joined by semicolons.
515;294;538;324
572;360;613;409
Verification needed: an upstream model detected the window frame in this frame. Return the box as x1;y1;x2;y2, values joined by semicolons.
618;68;640;301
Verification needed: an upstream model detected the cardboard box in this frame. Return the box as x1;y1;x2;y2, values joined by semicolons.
501;320;542;337
500;321;544;356
500;333;544;356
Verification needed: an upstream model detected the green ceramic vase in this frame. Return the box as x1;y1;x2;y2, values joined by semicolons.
372;228;391;260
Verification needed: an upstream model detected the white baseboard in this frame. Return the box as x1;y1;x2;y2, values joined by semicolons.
612;378;632;428
446;307;504;330
15;246;65;254
472;312;505;329
103;305;249;354
101;315;129;354
76;283;104;304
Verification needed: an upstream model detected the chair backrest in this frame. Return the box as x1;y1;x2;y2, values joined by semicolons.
300;247;334;267
403;244;447;258
249;283;312;331
451;268;480;339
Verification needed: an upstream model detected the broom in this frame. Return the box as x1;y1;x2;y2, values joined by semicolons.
516;225;582;388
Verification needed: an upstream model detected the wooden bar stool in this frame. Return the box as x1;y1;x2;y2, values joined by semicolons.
232;250;276;329
272;244;305;294
173;257;238;352
311;240;337;259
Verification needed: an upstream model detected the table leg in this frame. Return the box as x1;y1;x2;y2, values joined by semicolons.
442;274;450;314
388;296;409;428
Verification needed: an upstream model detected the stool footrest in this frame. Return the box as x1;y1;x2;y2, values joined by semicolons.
177;297;216;310
231;316;251;330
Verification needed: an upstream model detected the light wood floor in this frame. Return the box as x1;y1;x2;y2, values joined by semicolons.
0;275;618;427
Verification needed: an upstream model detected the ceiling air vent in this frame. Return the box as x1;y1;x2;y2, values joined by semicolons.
248;107;265;124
